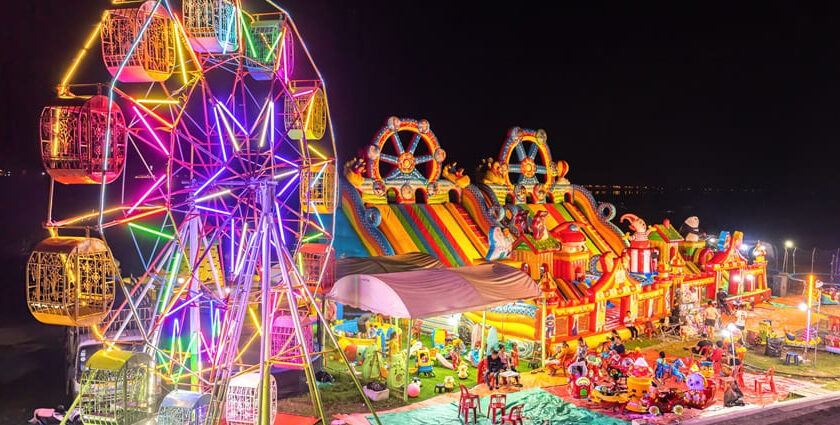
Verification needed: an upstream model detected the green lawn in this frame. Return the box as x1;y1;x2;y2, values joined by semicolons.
280;333;533;418
742;347;840;378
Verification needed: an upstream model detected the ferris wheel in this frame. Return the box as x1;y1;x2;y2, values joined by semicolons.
366;117;445;200
498;127;555;202
26;1;375;424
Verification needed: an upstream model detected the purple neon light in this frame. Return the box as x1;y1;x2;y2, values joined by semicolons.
276;172;299;199
195;205;230;215
195;168;226;196
274;155;298;168
274;200;286;244
213;107;227;161
215;100;249;135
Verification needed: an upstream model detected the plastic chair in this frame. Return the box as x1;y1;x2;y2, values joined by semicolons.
718;364;745;390
459;384;481;423
487;393;507;424
500;404;525;425
754;366;776;395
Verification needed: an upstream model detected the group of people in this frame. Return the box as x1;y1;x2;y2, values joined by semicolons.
687;336;746;367
699;291;749;337
485;343;522;391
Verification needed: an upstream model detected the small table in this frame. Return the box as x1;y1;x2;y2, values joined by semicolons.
784;352;800;365
498;370;521;387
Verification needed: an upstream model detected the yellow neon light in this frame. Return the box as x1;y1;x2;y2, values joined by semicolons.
303;96;315;136
174;25;189;85
51;108;60;156
54;206;127;226
307;144;328;160
59;13;106;95
248;306;262;335
129;97;175;129
195;189;231;203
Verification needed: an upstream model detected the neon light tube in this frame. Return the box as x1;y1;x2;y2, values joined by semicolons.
194;167;225;196
213;107;227;160
274;155;298;168
215;104;241;151
215;101;249;135
269;101;275;147
128;96;175;129
258;101;271;147
194;189;231;203
240;12;256;55
264;27;284;61
133;106;170;155
128;174;166;214
117;206;167;224
272;169;297;180
60;13;106;95
276;172;299;199
307;144;328;160
175;27;188;85
221;5;236;55
195;205;229;215
292;89;314;98
137;98;179;105
129;222;174;240
163;293;202;319
274;200;286;244
248;306;262;335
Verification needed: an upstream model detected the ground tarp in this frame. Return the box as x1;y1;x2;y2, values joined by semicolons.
336;253;444;279
327;262;540;319
364;387;627;425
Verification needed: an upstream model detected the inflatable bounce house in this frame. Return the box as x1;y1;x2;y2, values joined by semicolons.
330;117;770;359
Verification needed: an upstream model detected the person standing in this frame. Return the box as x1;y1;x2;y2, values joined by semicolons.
703;301;720;337
717;288;732;316
624;310;639;339
734;304;748;331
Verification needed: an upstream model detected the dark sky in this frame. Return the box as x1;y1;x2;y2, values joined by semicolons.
1;1;839;246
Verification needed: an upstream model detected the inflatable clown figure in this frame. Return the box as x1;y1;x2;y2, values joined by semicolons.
621;213;652;248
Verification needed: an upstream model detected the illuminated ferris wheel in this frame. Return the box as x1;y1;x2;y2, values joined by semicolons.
25;1;374;424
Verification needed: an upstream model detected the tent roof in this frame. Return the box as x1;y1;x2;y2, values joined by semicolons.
336;252;444;280
327;262;541;319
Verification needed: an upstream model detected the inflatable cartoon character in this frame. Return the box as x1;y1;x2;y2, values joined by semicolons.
679;216;702;242
442;162;470;188
551;222;587;253
343;157;366;187
477;157;506;185
513;210;531;237
457;363;469;379
486;226;513;260
621;213;651;248
571;376;592;399
531;210;549;241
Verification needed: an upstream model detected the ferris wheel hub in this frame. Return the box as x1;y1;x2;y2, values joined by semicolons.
520;158;537;178
398;152;416;174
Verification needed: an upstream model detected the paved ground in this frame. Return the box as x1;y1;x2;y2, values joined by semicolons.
684;392;840;424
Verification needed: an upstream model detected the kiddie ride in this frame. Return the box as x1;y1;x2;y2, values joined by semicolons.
589;356;716;416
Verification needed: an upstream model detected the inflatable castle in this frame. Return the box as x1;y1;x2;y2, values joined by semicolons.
325;117;770;357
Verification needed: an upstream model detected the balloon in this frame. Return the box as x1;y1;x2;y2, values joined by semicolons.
407;383;421;397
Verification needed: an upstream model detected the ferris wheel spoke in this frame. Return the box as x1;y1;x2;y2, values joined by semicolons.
380;154;399;165
527;142;539;160
386;167;402;180
415;155;433;164
535;165;547;175
391;132;404;154
410;170;426;181
407;133;421;154
515;143;527;161
508;164;521;173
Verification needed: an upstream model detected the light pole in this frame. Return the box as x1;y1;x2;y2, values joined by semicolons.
783;240;793;273
798;275;816;366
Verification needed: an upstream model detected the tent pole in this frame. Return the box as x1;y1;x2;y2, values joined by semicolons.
481;311;487;359
404;318;412;402
541;297;547;368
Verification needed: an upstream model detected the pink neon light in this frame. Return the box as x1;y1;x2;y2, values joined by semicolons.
128;174;166;214
292;89;314;98
132;106;170;155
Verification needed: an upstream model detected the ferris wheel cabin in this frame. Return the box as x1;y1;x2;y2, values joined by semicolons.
39;95;127;185
157;390;212;425
244;18;293;80
79;350;159;425
101;1;175;83
183;0;238;53
26;237;116;327
284;85;326;141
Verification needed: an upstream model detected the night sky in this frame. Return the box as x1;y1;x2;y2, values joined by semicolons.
2;1;839;246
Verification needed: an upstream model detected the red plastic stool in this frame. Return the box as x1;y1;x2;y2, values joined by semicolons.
487;393;507;423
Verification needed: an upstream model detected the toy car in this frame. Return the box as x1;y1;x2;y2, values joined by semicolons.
646;388;686;415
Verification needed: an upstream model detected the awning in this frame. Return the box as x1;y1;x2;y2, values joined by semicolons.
327;262;541;319
336;252;444;280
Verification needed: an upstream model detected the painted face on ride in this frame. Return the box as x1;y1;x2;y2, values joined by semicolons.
686;372;706;391
520;157;537;178
398;151;416;174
